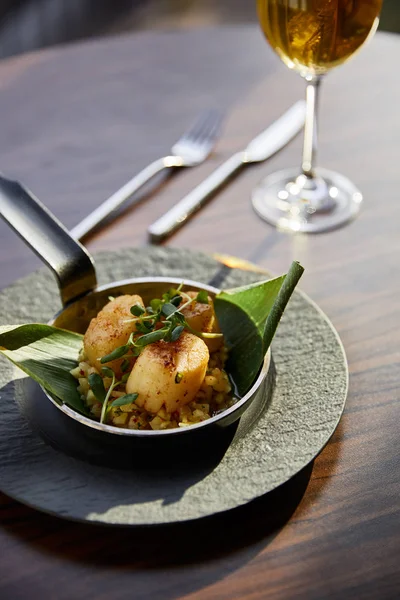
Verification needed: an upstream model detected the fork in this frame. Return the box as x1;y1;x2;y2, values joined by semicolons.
70;109;222;241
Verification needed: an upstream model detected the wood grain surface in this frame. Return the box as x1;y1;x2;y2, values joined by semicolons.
0;26;399;600
0;247;347;526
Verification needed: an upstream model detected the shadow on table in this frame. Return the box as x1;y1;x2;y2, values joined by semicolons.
1;414;344;599
2;461;311;598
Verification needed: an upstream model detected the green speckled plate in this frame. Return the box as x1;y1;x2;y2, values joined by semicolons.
0;248;348;525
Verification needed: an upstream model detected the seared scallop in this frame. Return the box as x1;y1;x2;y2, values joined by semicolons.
83;294;144;376
126;331;209;414
180;291;223;352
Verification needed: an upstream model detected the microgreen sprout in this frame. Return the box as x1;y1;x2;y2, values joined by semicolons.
90;286;223;425
109;393;138;408
87;366;139;424
99;368;120;424
99;285;223;371
196;290;209;304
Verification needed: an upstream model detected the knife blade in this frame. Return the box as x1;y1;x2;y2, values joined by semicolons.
147;100;306;243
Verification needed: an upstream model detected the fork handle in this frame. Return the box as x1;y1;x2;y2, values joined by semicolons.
70;156;177;240
147;152;245;243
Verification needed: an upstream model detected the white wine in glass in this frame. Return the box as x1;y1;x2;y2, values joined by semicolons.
253;0;383;233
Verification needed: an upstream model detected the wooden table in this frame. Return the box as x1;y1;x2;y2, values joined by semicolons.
0;26;399;600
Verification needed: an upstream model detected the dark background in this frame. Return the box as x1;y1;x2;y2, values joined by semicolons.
0;0;398;60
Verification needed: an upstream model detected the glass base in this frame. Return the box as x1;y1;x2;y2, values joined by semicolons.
252;167;363;233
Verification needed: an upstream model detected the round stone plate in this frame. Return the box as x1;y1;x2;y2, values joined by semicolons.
0;247;348;526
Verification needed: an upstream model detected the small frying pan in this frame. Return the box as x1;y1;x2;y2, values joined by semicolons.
0;175;271;465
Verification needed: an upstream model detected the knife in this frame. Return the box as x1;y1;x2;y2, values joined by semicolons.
70;109;223;241
147;100;306;243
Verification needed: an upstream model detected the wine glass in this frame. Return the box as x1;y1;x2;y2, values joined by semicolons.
253;0;383;233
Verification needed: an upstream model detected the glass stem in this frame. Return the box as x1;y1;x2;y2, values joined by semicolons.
301;75;323;178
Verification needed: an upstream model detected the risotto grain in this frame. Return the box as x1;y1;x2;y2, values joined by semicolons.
71;345;235;430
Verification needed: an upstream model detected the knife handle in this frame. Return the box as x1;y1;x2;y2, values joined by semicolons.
148;152;244;243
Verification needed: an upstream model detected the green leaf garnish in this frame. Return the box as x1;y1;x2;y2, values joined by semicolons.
135;320;153;333
101;366;114;378
130;304;145;316
170;295;182;307
175;372;183;384
196;290;209;304
134;327;170;347
172;311;185;324
167;287;182;299
161;303;176;317
88;373;107;403
150;300;161;313
100;345;129;364
110;393;138;408
120;358;130;373
0;324;85;413
214;261;304;395
171;325;184;342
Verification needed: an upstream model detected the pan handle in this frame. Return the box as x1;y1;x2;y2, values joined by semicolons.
0;175;97;307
